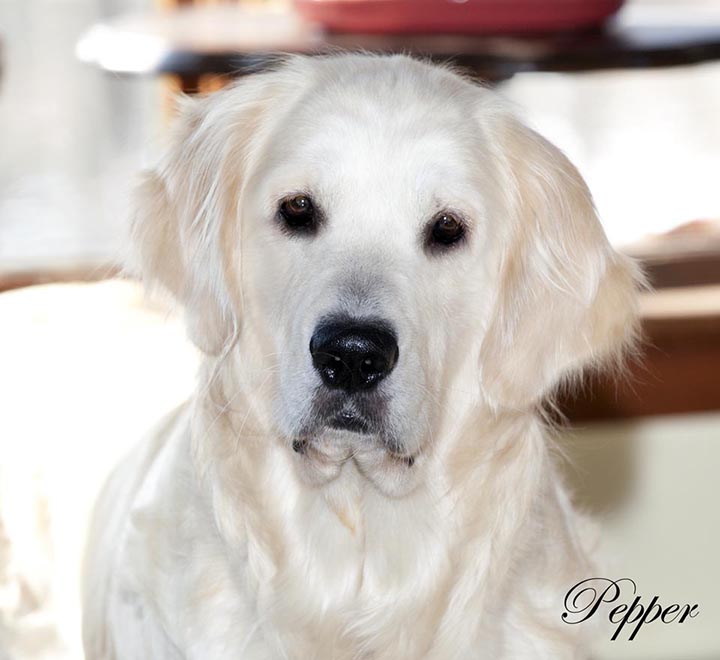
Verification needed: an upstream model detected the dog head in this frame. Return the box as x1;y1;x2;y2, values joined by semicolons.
131;55;641;494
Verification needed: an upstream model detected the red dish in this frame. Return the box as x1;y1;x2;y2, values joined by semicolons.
294;0;625;34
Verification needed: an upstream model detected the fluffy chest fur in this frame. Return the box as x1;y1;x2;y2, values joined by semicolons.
89;401;589;660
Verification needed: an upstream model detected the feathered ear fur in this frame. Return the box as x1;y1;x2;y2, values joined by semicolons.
479;115;644;410
129;72;294;354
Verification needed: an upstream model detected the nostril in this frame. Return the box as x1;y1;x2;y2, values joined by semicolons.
309;319;398;393
313;352;351;388
360;357;375;377
359;353;390;381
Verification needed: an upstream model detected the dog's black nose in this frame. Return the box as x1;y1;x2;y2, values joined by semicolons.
310;320;399;392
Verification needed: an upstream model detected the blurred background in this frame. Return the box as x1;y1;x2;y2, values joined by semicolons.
0;0;719;658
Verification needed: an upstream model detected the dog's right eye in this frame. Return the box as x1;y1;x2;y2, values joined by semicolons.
279;195;317;233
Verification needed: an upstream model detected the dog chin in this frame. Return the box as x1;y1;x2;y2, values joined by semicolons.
290;416;419;494
291;420;377;461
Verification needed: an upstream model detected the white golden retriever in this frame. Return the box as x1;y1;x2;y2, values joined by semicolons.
82;54;641;659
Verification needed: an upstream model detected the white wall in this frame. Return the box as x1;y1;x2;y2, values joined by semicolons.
560;415;720;660
0;0;162;273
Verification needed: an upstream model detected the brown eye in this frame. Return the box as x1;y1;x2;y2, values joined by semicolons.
279;194;316;232
429;212;465;248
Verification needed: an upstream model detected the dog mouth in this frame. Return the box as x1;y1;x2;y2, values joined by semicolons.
291;432;416;469
292;406;374;450
309;391;383;437
328;406;371;434
292;392;403;457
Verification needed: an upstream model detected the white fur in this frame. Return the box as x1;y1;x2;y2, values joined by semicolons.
82;54;642;659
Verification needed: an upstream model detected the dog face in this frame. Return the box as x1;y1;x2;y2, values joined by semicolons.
132;55;640;493
241;76;505;480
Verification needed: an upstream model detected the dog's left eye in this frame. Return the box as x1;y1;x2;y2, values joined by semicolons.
279;194;317;233
427;212;466;249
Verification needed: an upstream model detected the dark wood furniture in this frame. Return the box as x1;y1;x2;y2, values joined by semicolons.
558;285;720;421
76;3;720;88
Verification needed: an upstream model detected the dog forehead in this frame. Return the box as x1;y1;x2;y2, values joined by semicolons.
258;93;481;220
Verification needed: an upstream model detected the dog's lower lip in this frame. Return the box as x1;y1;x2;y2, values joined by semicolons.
328;411;370;434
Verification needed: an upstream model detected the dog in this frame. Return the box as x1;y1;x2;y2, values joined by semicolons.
81;53;642;659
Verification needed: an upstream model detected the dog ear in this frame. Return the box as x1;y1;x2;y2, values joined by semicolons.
129;76;282;354
478;116;644;410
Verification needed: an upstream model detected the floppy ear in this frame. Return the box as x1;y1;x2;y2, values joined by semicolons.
129;75;284;354
478;116;644;410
